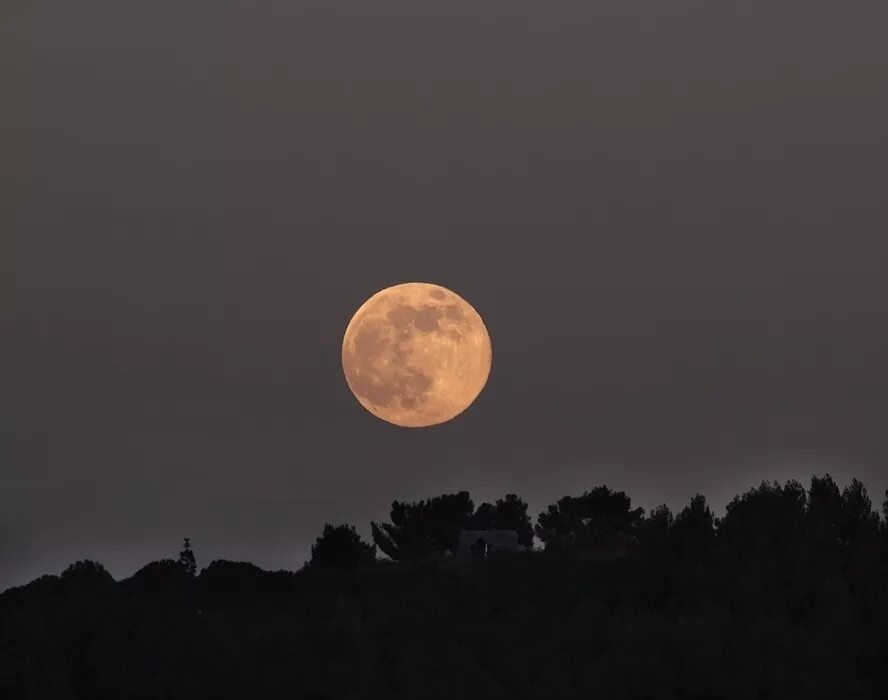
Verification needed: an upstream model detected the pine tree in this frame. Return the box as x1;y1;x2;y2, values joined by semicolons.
178;537;196;577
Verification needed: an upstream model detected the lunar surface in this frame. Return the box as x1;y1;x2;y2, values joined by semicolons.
342;282;492;427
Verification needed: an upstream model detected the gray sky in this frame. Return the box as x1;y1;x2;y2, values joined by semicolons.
3;0;887;590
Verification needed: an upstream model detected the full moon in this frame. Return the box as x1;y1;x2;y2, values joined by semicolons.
342;282;492;427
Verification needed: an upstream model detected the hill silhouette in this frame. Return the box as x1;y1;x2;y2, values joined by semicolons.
1;476;887;699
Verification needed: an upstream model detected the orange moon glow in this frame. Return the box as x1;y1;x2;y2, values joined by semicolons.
342;282;492;427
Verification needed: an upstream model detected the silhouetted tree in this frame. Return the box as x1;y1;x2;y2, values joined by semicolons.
60;559;114;585
839;478;880;544
807;474;843;545
883;489;888;533
123;559;194;604
673;494;714;533
636;504;673;554
468;502;496;530
647;504;674;530
535;486;643;551
717;480;807;555
672;494;715;557
493;494;535;548
467;494;534;548
805;473;880;547
196;560;271;607
535;496;580;552
310;523;376;571
371;491;474;560
178;537;197;577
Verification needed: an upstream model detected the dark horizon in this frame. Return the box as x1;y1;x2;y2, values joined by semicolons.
4;0;888;592
3;474;887;699
3;469;885;593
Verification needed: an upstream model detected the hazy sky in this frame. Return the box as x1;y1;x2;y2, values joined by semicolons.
3;0;887;590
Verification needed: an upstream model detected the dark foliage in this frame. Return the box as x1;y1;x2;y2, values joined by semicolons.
674;493;715;533
468;493;535;548
717;479;808;556
535;485;644;551
371;491;475;561
648;502;675;530
178;537;197;577
808;473;844;545
883;489;888;536
372;493;534;561
840;478;881;545
2;477;887;700
122;559;194;602
310;523;376;571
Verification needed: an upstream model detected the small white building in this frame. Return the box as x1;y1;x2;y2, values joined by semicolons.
456;529;524;557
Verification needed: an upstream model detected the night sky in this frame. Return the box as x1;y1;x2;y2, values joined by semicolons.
3;1;887;591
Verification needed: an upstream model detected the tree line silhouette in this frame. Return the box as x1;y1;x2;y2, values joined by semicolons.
2;474;887;699
313;477;886;570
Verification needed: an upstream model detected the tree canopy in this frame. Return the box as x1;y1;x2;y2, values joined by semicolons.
178;538;197;577
535;485;644;551
371;491;535;559
310;523;376;571
371;491;475;561
467;494;534;547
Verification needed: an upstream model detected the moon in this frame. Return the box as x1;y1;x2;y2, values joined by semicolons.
342;282;492;428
